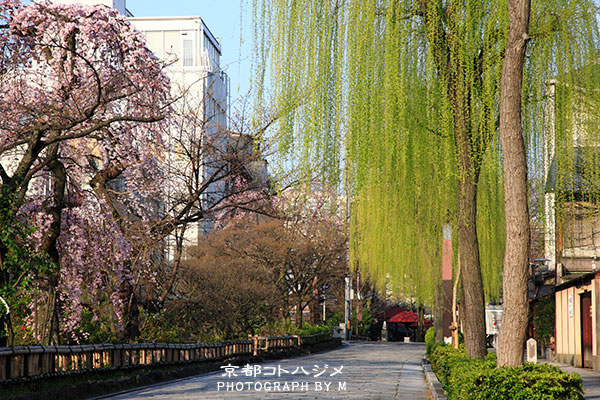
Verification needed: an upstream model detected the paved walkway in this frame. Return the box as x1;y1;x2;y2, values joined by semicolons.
543;360;600;399
99;342;430;400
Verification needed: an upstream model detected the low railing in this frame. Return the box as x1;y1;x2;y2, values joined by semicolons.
253;332;331;355
0;332;333;382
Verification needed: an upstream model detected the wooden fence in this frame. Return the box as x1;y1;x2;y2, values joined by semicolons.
252;332;331;355
0;332;332;382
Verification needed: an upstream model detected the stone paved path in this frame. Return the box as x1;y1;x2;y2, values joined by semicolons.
99;342;430;400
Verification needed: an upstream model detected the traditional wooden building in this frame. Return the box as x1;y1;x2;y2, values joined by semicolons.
546;148;600;370
555;272;599;369
548;151;600;370
544;69;600;370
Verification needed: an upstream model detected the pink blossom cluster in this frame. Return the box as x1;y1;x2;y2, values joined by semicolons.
57;194;131;340
0;0;171;341
0;0;170;153
213;175;270;230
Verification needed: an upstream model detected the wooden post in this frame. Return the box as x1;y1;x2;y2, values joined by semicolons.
451;249;462;349
443;223;454;342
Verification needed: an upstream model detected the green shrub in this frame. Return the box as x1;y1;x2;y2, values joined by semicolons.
532;296;555;348
75;307;122;344
444;352;497;398
137;307;181;343
461;363;584;400
289;322;331;336
430;345;472;386
326;312;344;328
424;328;464;358
428;345;583;400
425;327;435;356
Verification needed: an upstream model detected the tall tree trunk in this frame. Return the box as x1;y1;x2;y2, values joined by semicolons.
157;230;185;307
433;281;444;343
416;304;425;342
497;0;531;367
454;75;487;358
49;294;61;345
313;295;321;325
40;153;66;345
457;173;487;358
296;298;304;329
0;314;7;347
125;286;141;339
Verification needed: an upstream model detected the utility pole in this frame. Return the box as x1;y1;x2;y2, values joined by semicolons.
355;273;362;338
344;276;351;340
321;283;329;322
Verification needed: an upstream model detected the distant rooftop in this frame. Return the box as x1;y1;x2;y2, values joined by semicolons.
128;16;221;54
52;1;221;53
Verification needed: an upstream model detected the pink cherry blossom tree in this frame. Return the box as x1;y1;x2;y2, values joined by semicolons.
0;1;280;345
0;0;170;344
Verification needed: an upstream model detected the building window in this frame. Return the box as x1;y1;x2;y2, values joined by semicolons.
183;38;194;66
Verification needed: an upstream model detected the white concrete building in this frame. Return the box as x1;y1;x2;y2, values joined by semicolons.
128;15;230;243
54;0;229;153
128;16;229;136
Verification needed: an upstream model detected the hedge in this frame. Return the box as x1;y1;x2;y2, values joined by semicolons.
427;343;584;400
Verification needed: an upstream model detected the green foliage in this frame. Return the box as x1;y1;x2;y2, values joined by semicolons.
351;304;374;337
64;306;182;345
467;364;584;400
256;320;291;336
137;307;180;343
425;327;435;356
428;345;584;400
76;308;122;344
326;311;344;328
288;322;331;336
0;191;53;291
258;320;330;336
252;0;600;311
532;296;555;348
252;0;521;306
0;188;54;342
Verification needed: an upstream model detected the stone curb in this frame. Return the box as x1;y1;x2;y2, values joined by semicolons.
422;358;447;400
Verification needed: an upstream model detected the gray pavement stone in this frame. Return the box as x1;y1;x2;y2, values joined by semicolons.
97;342;430;400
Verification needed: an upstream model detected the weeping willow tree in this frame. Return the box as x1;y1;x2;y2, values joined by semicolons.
251;0;599;358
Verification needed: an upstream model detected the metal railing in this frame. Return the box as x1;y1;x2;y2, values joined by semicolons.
0;332;332;382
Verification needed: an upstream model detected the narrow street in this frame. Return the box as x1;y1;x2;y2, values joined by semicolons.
99;342;430;400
